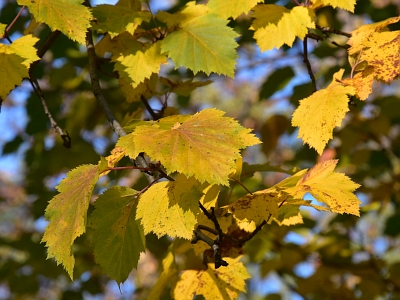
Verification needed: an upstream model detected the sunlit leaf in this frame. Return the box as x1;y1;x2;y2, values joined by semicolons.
173;256;250;300
311;0;356;12
41;164;99;278
207;0;261;19
252;5;315;51
292;69;356;154
17;0;92;44
341;66;374;100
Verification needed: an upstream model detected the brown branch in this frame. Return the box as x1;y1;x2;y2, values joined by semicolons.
140;95;159;120
230;178;253;195
316;25;351;38
303;36;317;92
1;6;26;41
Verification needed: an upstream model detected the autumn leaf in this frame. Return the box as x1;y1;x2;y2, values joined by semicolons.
207;0;261;19
0;23;6;35
17;0;92;44
92;4;151;38
161;3;239;76
118;108;260;185
172;256;250;300
41;164;99;278
136;175;218;239
226;190;280;223
292;69;356;154
0;35;39;99
252;5;315;51
347;16;400;56
88;186;145;283
311;0;356;12
274;205;303;226
285;160;361;216
360;31;400;83
341;66;374;100
148;251;178;299
156;1;209;28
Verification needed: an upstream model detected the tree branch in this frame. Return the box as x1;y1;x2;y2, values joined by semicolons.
303;36;317;92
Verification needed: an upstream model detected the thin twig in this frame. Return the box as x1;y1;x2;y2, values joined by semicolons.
29;78;71;148
316;25;351;38
303;36;317;92
1;6;26;41
140;95;159;120
197;225;241;244
230;178;253;195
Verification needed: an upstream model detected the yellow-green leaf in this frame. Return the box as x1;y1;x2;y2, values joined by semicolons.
148;251;178;299
118;41;167;88
136;175;215;239
311;0;356;12
285;160;361;216
172;256;250;300
0;23;6;36
207;0;261;19
291;69;356;154
88;186;145;283
9;35;40;67
118;108;261;185
161;4;239;77
226;190;280;223
17;0;92;44
253;5;315;51
92;4;151;38
156;1;209;28
41;164;99;278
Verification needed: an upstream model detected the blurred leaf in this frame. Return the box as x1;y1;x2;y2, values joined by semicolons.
259;67;295;100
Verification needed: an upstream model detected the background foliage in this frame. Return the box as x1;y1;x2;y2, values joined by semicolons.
1;0;400;299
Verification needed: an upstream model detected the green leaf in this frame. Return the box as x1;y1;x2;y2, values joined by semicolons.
92;4;151;38
88;186;145;283
161;4;239;77
17;0;92;44
41;164;99;278
136;175;218;239
118;109;260;186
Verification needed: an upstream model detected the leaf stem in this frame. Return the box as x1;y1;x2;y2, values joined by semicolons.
1;6;26;41
303;36;317;92
230;178;253;195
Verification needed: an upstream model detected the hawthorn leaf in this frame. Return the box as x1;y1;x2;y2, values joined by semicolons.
88;186;145;283
207;0;261;19
274;205;303;226
285;160;361;216
341;66;374;100
41;164;99;278
229;157;243;182
9;35;40;67
360;31;400;83
291;69;356;154
0;35;39;101
311;0;356;12
98;146;126;177
0;23;6;35
347;16;400;56
119;108;261;185
118;41;167;88
161;7;239;77
92;4;151;38
136;175;215;239
226;190;280;223
17;0;92;44
253;5;315;51
251;4;288;30
172;256;250;300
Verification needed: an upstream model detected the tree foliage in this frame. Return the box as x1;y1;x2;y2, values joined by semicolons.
1;0;400;299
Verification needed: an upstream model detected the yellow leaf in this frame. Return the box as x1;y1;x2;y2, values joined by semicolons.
360;31;400;83
208;0;261;19
172;256;250;300
274;205;303;226
160;3;239;77
226;190;281;223
99;146;125;177
41;164;99;278
9;35;40;67
341;66;374;100
311;0;356;12
119;109;261;185
347;16;400;56
156;1;209;28
0;23;7;36
253;5;315;51
286;160;361;216
118;41;167;88
291;69;356;154
92;4;151;38
136;175;215;239
229;157;243;181
17;0;92;45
